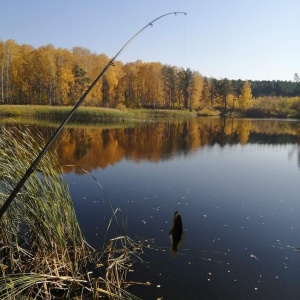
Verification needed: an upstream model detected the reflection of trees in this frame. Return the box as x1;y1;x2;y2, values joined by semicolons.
70;129;92;160
15;118;300;173
237;120;251;144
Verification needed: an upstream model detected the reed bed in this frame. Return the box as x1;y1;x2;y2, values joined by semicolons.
0;125;148;299
95;235;150;300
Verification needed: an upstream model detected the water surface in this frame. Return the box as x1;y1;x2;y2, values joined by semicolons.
4;117;300;299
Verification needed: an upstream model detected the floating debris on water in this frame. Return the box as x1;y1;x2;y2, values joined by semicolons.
250;254;259;261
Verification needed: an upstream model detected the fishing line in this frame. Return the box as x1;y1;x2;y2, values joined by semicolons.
133;235;228;264
0;11;187;219
178;150;183;197
51;113;81;158
64;164;121;235
182;12;187;69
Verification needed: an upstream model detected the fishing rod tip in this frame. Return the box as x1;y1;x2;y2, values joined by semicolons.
173;12;187;16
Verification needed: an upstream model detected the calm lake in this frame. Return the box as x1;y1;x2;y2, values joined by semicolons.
3;117;300;299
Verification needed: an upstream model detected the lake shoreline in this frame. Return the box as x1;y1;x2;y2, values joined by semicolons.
0;105;194;122
198;108;300;119
1;105;300;123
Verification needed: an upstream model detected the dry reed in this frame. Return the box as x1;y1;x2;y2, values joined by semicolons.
0;125;148;299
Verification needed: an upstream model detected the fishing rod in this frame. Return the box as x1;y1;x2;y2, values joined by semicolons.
0;12;187;219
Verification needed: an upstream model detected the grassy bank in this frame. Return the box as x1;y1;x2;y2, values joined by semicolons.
0;105;194;122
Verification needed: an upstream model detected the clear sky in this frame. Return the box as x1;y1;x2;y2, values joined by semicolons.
1;0;299;81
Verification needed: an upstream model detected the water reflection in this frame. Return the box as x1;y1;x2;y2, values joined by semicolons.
46;118;300;172
2;117;300;299
2;117;300;170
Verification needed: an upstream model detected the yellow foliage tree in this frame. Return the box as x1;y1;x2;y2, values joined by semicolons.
226;93;235;110
190;71;203;110
55;48;75;105
238;81;252;111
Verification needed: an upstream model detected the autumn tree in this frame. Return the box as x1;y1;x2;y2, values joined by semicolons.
201;78;210;109
102;65;121;107
87;53;109;106
162;65;177;109
226;94;235;110
239;80;253;111
122;61;139;108
41;45;57;105
19;44;36;104
209;78;218;109
72;47;93;74
111;61;125;108
4;39;300;111
0;39;15;104
55;48;74;105
189;71;203;110
140;62;163;108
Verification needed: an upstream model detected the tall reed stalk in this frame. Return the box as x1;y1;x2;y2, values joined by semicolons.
0;124;90;298
0;125;148;299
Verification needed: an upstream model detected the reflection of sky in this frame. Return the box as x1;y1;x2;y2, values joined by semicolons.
67;142;300;300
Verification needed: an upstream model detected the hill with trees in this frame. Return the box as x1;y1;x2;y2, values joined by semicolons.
1;39;300;117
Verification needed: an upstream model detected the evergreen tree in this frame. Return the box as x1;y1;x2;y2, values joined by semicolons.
218;78;233;112
70;64;90;105
178;68;194;109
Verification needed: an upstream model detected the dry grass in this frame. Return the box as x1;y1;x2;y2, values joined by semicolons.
95;235;150;300
0;105;194;122
0;125;148;299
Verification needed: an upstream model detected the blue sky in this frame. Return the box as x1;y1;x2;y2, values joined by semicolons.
1;0;299;81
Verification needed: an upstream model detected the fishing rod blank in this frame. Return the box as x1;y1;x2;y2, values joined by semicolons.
0;11;187;219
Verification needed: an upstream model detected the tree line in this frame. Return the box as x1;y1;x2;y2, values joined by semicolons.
1;39;300;112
